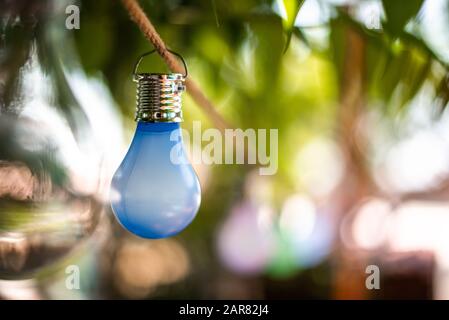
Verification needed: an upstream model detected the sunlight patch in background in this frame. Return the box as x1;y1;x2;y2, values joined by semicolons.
294;137;345;197
66;71;125;199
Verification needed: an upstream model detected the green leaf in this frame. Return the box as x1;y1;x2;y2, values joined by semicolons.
436;74;449;113
292;26;309;48
381;0;424;35
282;0;305;53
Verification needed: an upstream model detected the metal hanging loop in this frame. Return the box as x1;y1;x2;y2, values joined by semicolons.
132;49;188;78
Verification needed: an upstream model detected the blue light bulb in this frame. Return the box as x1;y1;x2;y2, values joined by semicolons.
110;51;201;239
110;122;201;239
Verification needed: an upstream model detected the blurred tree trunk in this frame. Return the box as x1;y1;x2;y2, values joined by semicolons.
331;7;372;300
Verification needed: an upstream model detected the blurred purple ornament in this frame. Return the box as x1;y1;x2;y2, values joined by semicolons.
217;201;276;275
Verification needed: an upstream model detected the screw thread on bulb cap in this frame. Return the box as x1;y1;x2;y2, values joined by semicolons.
134;73;185;123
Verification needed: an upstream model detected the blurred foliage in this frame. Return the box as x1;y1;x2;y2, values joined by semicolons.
69;0;449;237
2;0;448;197
2;0;449;298
72;0;449;122
71;0;449;189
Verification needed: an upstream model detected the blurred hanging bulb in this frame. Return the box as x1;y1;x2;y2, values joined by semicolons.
110;51;201;239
